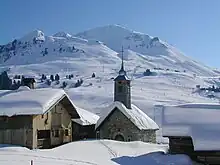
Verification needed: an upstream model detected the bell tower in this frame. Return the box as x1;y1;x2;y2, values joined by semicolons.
114;47;131;109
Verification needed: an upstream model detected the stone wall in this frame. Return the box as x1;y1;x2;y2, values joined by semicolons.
140;130;157;143
114;81;131;109
97;108;156;143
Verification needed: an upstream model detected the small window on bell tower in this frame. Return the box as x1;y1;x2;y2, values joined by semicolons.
118;86;123;93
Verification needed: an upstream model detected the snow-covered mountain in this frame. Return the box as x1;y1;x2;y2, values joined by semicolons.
76;24;215;76
0;25;219;115
0;24;216;76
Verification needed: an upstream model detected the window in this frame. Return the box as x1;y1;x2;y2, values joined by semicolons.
54;130;59;137
65;129;69;136
37;130;50;139
118;86;123;93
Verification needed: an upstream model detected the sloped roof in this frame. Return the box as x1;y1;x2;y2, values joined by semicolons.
72;107;100;126
95;101;159;130
0;87;76;117
160;103;220;151
171;103;220;109
114;75;130;81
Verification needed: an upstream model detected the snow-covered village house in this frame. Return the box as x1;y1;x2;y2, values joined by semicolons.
22;77;36;89
95;50;159;143
72;107;99;141
157;103;220;164
0;87;97;149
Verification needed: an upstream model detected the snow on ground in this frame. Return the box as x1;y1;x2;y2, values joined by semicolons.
0;140;197;165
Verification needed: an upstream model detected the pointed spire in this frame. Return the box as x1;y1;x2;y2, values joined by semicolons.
119;46;126;75
121;46;124;71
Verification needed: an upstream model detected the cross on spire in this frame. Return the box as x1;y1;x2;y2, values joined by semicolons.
119;46;126;75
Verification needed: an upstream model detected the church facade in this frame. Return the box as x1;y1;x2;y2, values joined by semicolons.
95;48;159;143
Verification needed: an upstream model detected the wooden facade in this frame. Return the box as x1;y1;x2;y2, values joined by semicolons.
0;95;80;149
168;136;220;164
72;122;96;141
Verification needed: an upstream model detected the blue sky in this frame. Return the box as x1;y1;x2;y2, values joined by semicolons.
1;0;220;67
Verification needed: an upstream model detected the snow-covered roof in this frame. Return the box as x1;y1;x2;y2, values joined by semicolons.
0;87;68;116
72;107;100;126
114;75;130;81
96;101;159;130
170;102;220;109
159;103;220;151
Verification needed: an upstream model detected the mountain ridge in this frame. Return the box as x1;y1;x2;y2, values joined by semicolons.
0;24;217;77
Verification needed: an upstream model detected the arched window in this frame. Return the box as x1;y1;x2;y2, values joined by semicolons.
114;134;125;141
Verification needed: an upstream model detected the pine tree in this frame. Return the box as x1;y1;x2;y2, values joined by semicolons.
41;74;47;80
80;78;83;84
55;74;60;81
143;69;151;76
17;80;21;86
0;71;12;90
50;75;54;81
62;81;67;88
